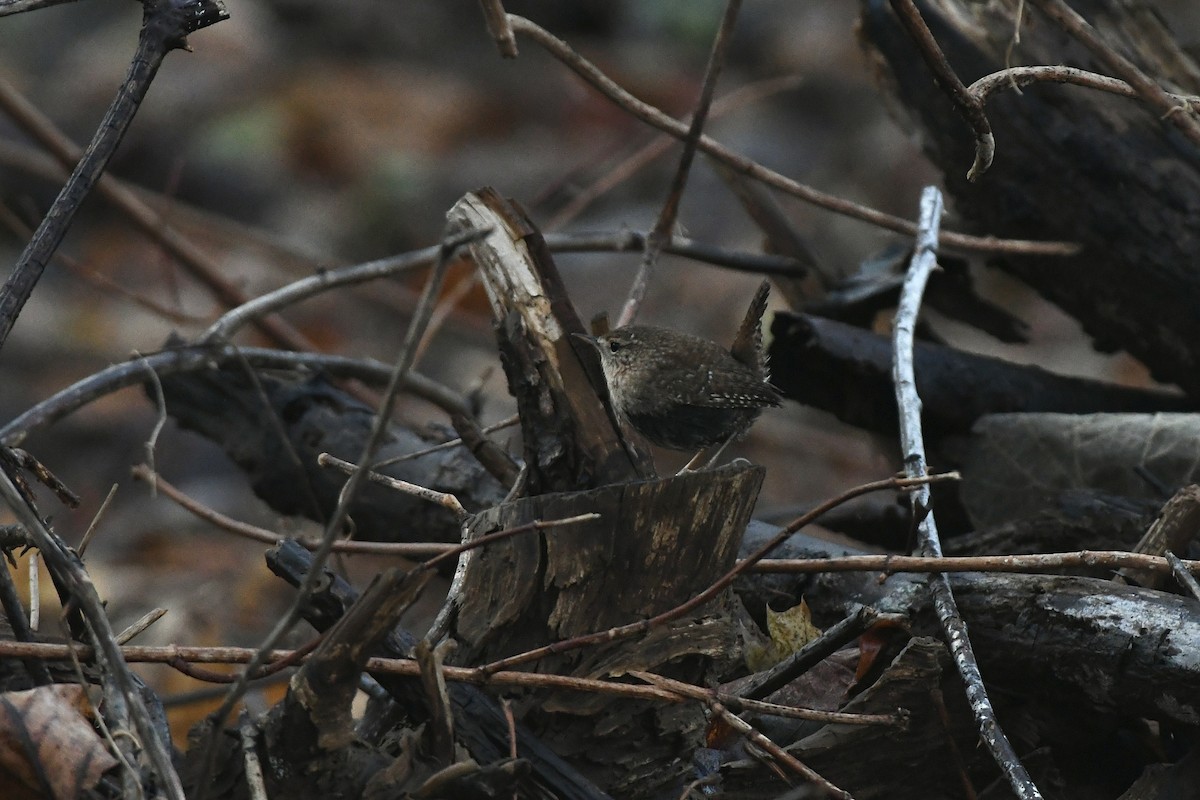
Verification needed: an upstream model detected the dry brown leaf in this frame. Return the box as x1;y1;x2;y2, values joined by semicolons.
744;598;822;673
0;684;118;800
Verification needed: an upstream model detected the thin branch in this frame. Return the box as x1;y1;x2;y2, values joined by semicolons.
0;0;229;353
544;74;804;231
892;186;1041;799
0;555;51;685
888;0;994;180
0;639;678;701
197;228;486;344
239;713;269;800
193;229;462;796
0;201;206;324
1025;0;1200;148
0;346;471;447
123;467;1200;579
372;414;520;468
477;0;518;57
630;671;905;728
705;698;852;799
115;608;168;645
1167;551;1200;601
969;64;1200;111
617;0;742;327
0;69;309;350
130;463;457;555
507;14;1079;257
0;469;186;799
546;231;806;275
317;453;470;521
752;550;1200;576
0;638;906;736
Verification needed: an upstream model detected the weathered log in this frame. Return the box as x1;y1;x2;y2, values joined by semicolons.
947;572;1200;727
157;366;505;543
858;0;1200;394
769;312;1193;441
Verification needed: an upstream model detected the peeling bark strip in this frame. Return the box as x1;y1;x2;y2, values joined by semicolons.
447;188;646;492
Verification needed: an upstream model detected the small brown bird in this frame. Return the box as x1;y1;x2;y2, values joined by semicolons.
576;281;781;455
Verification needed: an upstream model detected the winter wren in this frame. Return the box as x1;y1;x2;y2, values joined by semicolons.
576;281;781;451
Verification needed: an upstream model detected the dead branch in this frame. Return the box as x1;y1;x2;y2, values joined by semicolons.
891;186;1040;797
507;13;1078;258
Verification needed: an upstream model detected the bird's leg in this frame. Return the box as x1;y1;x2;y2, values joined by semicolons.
675;434;736;475
700;434;737;470
676;448;709;475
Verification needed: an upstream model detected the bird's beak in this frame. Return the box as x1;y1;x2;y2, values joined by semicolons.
571;332;600;350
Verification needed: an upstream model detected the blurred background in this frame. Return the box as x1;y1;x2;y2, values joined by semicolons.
0;0;1190;731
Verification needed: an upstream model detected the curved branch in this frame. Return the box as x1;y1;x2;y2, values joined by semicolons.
887;0;994;181
0;346;468;446
1025;0;1200;148
507;14;1077;257
970;64;1200;111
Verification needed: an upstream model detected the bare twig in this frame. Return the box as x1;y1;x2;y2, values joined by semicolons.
123;468;1200;578
892;186;1040;799
419;512;599;574
547;231;806;275
477;0;518;57
0;201;206;324
239;713;269;800
545;75;804;231
617;0;742;327
0;554;51;684
0;469;186;798
372;414;520;468
969;64;1200;111
78;483;119;557
1167;551;1200;601
197;228;487;345
318;452;470;521
0;346;467;446
116;608;168;645
0;70;309;350
194;229;464;797
507;14;1078;257
130;463;459;555
0;639;682;701
631;671;905;727
705;698;852;799
1025;0;1200;148
26;552;38;632
752;550;1200;577
0;0;229;353
139;351;168;495
888;0;994;180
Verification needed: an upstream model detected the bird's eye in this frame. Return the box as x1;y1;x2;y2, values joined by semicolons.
608;341;622;353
